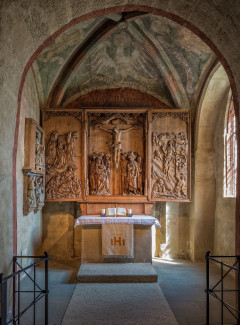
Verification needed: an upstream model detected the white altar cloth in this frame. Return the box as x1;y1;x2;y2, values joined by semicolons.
75;215;161;228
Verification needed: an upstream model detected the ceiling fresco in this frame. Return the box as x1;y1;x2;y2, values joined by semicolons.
62;28;174;107
34;17;103;102
33;12;214;109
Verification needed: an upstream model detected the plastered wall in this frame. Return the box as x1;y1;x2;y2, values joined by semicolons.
192;65;234;261
16;68;42;267
214;91;236;258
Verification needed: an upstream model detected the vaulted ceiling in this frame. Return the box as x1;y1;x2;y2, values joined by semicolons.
32;12;216;110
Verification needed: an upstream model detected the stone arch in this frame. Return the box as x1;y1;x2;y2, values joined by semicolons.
9;2;239;258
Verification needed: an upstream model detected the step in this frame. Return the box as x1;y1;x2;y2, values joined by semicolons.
77;263;158;283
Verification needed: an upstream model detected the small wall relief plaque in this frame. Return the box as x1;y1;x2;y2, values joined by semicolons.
23;118;45;215
23;173;44;215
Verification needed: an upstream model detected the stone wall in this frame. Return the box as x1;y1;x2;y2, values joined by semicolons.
16;68;42;267
0;0;240;274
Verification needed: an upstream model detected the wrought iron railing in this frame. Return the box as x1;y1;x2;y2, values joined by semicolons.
0;252;50;325
205;251;240;325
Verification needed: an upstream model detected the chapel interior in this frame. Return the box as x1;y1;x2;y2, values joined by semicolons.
0;1;240;324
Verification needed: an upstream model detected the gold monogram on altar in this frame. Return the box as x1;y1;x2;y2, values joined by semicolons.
110;232;126;247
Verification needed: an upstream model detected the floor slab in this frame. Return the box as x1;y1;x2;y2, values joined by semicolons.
77;262;158;283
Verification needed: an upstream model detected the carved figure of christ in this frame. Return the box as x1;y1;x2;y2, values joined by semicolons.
98;125;136;170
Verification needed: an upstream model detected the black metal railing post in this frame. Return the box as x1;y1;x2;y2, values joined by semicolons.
205;251;210;325
33;265;36;325
44;252;49;325
1;272;7;325
237;256;240;325
12;256;16;325
221;262;224;325
18;267;20;325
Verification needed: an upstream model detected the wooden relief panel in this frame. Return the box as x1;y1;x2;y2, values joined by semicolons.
44;113;83;200
151;111;190;201
23;118;45;215
88;113;146;196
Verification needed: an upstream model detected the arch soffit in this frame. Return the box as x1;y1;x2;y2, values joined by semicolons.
194;63;231;152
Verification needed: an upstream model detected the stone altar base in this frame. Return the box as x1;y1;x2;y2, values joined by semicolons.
77;263;158;283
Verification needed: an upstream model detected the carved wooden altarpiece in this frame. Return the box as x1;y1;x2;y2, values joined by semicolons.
23;118;45;215
42;108;190;213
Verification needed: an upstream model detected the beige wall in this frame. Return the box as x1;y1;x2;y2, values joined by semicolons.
192;65;234;260
164;202;190;259
16;68;42;267
41;202;78;260
214;91;236;257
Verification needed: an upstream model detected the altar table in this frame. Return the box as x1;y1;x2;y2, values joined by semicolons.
75;215;161;263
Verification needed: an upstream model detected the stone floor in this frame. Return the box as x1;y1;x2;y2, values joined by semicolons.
19;257;237;325
153;258;236;325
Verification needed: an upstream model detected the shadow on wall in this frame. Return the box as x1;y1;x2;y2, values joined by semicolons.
152;202;190;259
41;202;81;260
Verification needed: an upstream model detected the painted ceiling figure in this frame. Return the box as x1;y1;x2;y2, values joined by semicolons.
98;124;136;170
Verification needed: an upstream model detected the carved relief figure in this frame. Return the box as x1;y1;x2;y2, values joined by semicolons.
46;131;79;170
127;152;139;195
89;152;111;195
152;132;188;199
66;131;78;163
45;130;82;199
46;166;81;199
35;129;45;170
120;153;128;194
35;177;44;205
136;155;143;194
27;175;36;207
46;131;58;168
98;124;136;170
162;139;176;179
152;178;166;197
174;173;187;197
120;152;144;195
24;174;44;215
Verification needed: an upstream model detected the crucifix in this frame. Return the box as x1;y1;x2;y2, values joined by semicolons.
98;124;137;170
